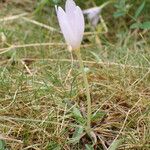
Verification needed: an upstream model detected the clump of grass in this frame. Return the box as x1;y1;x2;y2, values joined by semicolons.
0;0;150;149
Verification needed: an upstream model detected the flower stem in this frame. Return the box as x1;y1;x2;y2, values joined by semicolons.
75;49;91;132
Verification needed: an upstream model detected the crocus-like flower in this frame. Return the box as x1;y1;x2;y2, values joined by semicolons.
55;0;85;50
83;7;101;27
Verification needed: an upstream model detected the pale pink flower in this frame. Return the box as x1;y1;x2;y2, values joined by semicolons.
83;7;101;27
55;0;85;50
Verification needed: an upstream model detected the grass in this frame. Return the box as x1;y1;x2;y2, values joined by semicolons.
0;0;150;149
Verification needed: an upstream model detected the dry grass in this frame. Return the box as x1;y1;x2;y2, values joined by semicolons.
0;0;150;150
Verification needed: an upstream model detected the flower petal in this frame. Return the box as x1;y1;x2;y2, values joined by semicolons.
65;0;76;15
65;0;77;31
56;7;74;46
83;7;101;27
74;6;85;47
83;7;101;15
89;16;100;27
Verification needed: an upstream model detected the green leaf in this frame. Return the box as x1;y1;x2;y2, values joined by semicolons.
140;21;150;29
47;141;61;150
69;126;84;144
91;111;106;122
72;126;84;139
113;0;129;18
72;107;85;124
113;11;125;18
85;144;94;150
134;1;145;19
72;107;82;118
130;22;142;29
108;139;123;150
0;140;6;150
130;22;150;30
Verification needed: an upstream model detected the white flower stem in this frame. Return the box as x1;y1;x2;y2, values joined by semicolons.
75;48;91;132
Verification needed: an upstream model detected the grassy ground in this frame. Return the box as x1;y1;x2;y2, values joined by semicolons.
0;0;150;149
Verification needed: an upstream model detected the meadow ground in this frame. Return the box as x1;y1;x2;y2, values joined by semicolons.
0;0;150;149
